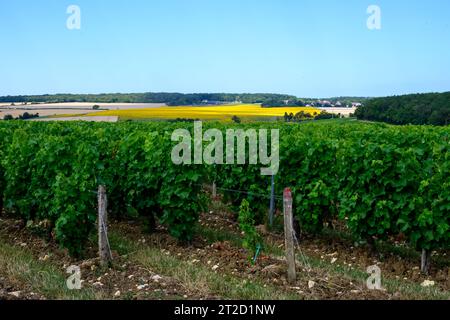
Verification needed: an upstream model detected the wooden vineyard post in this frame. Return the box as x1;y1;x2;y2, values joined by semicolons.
283;188;296;284
269;175;275;227
421;249;431;275
98;185;112;266
212;181;217;199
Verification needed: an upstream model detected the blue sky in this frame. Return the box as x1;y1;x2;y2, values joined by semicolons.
0;0;449;97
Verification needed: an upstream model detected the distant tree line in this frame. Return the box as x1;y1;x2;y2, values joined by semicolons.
262;98;305;107
3;112;39;121
262;96;369;107
283;110;342;122
0;92;371;108
355;92;450;126
0;93;297;106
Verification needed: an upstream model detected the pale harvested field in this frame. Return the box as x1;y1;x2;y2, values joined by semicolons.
0;109;99;118
0;103;166;119
319;107;357;116
0;102;166;110
31;116;119;122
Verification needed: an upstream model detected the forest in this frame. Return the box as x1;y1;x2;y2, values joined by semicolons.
355;92;450;126
0;93;297;106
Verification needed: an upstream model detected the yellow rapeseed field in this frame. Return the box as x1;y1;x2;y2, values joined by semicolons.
87;104;321;121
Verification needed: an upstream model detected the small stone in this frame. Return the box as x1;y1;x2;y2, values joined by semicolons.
151;275;162;282
261;264;283;276
331;258;337;264
256;225;268;235
308;281;316;289
9;291;21;298
114;290;121;297
39;255;50;261
421;280;435;287
212;265;219;271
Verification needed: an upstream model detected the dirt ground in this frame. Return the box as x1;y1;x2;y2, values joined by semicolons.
0;200;448;300
201;207;450;291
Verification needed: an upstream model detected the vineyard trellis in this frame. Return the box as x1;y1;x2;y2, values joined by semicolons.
0;120;448;273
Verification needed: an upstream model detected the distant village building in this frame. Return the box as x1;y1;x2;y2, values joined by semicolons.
201;100;227;105
318;100;332;107
352;102;362;108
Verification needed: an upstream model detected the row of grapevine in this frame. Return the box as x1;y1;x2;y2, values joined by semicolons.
210;122;450;255
0;120;448;257
0;122;205;256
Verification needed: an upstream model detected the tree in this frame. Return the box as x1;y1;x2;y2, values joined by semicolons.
231;115;241;123
314;111;334;120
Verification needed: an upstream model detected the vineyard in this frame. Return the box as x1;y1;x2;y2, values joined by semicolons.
0;120;449;299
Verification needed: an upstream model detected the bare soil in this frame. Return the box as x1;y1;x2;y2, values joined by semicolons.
0;203;448;300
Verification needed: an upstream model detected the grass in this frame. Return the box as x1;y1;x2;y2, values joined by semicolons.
0;241;101;300
87;104;321;121
108;230;300;300
133;248;300;300
197;225;450;300
1;214;447;300
321;227;450;269
298;253;450;300
196;225;242;248
112;222;450;300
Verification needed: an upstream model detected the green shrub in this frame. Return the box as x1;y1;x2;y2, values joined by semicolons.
238;199;262;258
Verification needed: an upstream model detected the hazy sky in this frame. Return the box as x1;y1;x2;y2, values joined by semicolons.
0;0;449;97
